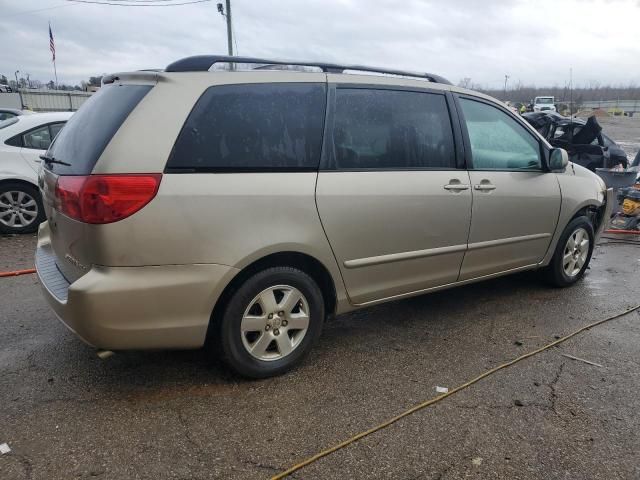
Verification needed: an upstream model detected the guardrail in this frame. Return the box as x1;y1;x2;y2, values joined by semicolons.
580;99;640;113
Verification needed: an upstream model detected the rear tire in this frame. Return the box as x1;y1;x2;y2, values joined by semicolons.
0;182;45;235
543;216;594;287
214;266;325;378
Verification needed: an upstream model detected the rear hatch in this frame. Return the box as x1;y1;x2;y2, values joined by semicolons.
40;81;154;283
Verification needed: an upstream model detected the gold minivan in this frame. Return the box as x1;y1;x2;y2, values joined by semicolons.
36;56;612;377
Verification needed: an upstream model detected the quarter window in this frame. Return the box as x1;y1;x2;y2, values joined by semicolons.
0;112;17;121
23;125;52;150
167;83;326;171
460;98;541;170
331;89;455;169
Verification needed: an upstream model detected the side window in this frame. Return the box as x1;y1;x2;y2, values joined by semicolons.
167;83;326;171
49;122;65;140
23;125;53;150
0;112;16;121
332;89;455;169
460;98;541;170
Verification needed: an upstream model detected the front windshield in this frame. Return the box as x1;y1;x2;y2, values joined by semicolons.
0;117;19;129
536;98;553;104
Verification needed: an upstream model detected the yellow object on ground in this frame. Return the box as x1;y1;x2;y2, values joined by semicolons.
622;198;640;216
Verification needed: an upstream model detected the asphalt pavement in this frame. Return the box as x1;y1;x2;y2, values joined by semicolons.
1;233;639;479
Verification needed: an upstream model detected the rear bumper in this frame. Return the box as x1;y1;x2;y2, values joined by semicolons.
36;222;238;350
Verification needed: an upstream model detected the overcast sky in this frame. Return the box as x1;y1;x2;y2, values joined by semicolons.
1;0;639;88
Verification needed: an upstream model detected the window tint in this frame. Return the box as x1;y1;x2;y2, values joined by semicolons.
332;89;455;169
23;125;52;150
460;98;541;170
47;84;152;175
167;83;326;171
49;122;65;139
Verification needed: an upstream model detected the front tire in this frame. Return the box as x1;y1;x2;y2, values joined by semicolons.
544;216;594;287
0;182;45;235
215;266;325;378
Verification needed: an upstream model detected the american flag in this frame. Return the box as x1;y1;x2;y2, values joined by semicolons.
49;23;55;62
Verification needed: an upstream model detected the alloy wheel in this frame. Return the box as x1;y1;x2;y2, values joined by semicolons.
0;190;39;229
562;227;590;278
240;285;310;361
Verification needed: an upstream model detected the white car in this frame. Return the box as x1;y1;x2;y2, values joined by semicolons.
0;112;73;233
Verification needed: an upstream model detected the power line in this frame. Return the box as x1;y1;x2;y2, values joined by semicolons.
4;3;77;18
65;0;212;6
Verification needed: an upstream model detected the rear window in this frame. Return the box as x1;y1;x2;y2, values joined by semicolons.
46;84;152;175
166;83;326;172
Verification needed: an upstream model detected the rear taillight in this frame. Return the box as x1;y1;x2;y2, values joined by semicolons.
54;174;162;224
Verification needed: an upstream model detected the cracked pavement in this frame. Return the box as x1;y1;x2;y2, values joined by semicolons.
1;234;639;479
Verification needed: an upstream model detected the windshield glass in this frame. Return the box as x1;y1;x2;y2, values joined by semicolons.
0;117;19;129
536;98;553;104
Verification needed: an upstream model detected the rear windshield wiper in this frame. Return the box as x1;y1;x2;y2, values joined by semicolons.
39;154;71;167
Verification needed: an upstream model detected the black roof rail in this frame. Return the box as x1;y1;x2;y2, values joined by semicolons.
165;55;451;85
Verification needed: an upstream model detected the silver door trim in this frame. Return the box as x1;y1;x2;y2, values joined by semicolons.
343;243;467;269
467;233;551;251
352;263;538;307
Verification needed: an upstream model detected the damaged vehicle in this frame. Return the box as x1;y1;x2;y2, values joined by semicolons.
523;112;628;171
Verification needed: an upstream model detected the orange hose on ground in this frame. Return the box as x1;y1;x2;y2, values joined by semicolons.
0;268;36;278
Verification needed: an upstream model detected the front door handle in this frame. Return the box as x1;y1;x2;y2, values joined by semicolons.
444;183;470;191
474;184;496;191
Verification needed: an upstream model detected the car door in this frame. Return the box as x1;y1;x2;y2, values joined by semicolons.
456;96;561;281
19;123;65;172
316;85;472;305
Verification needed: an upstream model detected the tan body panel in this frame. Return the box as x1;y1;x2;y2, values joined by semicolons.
316;171;472;304
82;172;350;311
540;163;607;266
38;222;237;349
459;170;561;280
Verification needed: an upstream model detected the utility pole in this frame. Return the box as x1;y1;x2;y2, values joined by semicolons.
217;1;233;56
503;74;510;100
569;67;573;118
225;0;233;56
14;70;19;88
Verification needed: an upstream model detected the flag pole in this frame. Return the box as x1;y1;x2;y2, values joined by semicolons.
53;58;58;90
49;21;58;89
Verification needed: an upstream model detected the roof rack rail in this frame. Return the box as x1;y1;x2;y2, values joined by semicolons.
165;55;451;85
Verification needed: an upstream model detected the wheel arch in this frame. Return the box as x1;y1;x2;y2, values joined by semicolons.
0;177;39;190
206;251;338;343
540;200;603;267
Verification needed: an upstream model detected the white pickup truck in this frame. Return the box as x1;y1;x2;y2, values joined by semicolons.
533;96;556;112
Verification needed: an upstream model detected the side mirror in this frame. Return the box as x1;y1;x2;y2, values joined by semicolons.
549;148;569;171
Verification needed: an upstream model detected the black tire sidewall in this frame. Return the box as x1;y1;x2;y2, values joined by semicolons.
549;216;595;287
0;182;45;234
218;267;325;378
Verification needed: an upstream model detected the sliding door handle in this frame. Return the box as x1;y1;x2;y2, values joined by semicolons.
473;184;496;191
